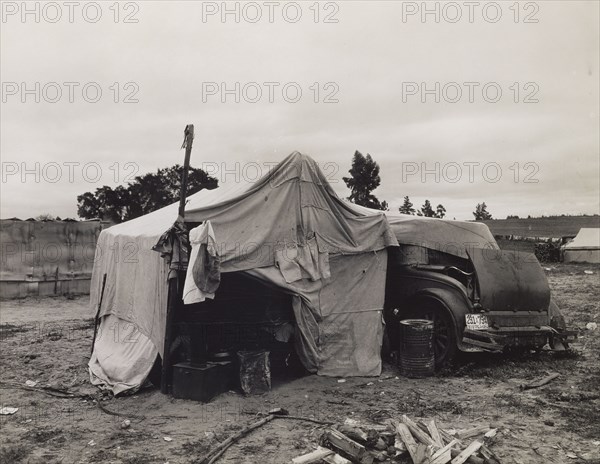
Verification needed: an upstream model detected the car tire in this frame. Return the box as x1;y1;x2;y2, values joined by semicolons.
402;298;458;369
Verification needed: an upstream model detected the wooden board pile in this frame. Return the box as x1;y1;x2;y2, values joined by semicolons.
291;415;501;464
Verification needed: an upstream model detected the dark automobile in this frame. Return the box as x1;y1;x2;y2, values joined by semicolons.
383;215;575;368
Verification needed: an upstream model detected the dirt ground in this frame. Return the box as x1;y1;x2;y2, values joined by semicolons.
1;263;599;464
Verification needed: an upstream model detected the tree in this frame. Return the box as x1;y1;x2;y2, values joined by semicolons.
435;204;446;219
77;185;130;223
343;151;387;210
77;165;218;223
35;213;56;221
399;196;416;215
473;202;493;220
417;199;436;217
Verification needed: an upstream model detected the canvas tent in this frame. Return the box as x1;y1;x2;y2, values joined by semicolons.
563;228;600;263
88;152;398;394
348;203;499;258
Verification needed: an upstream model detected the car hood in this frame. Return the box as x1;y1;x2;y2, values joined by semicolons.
467;248;550;312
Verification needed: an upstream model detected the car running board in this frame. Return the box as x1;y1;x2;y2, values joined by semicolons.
462;327;578;352
461;328;505;352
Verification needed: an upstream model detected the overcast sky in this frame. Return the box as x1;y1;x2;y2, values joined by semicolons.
1;0;598;220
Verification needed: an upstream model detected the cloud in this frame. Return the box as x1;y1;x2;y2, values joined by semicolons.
1;1;598;220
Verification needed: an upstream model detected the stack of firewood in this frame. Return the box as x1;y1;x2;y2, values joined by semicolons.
534;242;560;262
291;415;501;464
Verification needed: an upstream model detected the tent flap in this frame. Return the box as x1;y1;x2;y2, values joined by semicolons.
88;314;158;395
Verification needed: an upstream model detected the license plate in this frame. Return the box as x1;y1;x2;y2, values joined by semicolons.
465;314;489;330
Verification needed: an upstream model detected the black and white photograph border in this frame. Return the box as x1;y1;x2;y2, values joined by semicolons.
1;1;599;463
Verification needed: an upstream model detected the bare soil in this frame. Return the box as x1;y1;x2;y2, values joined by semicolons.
1;263;599;464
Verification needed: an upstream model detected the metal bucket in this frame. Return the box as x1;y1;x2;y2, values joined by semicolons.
398;319;435;378
237;350;271;395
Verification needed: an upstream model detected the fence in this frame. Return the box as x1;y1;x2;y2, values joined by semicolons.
0;219;104;298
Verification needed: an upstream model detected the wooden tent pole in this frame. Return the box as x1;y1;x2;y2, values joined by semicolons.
178;124;195;218
161;124;195;394
90;273;107;356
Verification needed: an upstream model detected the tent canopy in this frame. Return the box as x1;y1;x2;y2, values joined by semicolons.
564;228;600;263
88;152;397;393
564;228;600;250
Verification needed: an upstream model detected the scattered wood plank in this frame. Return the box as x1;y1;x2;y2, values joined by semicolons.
395;422;422;464
451;440;483;464
322;454;352;464
291;446;333;464
349;423;389;432
427;419;444;447
460;455;484;464
456;425;490;440
402;415;438;447
370;450;390;462
323;429;374;464
449;451;484;464
269;407;289;415
395;422;429;464
413;443;431;464
394;435;408;454
483;429;497;441
439;428;459;446
430;440;458;464
417;420;434;436
338;425;368;444
479;444;502;464
521;373;560;390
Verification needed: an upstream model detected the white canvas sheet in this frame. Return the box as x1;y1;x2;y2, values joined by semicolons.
89;314;158;395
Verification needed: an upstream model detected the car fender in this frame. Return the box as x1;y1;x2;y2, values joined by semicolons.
408;287;473;350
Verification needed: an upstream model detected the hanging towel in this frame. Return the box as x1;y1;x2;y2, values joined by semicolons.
183;221;221;304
